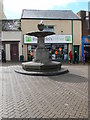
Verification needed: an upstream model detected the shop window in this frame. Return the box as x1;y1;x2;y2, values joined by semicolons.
27;45;37;61
27;44;68;62
46;44;68;61
85;18;89;30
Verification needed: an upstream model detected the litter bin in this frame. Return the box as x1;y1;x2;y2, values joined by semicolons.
20;55;24;62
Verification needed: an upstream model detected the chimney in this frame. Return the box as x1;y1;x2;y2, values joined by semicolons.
80;11;88;36
88;12;90;35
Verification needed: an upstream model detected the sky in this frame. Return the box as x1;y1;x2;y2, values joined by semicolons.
3;0;90;19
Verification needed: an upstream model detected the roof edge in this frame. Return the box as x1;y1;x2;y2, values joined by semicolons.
21;18;81;20
21;9;81;20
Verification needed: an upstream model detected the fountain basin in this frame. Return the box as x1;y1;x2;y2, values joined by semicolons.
15;64;69;76
22;61;61;72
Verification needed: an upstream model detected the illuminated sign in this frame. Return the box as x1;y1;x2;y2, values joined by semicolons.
85;38;90;43
24;35;72;44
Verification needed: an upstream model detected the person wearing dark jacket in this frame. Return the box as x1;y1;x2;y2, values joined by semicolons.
74;51;78;64
1;49;6;62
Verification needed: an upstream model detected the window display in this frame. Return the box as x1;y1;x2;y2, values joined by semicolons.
27;44;68;61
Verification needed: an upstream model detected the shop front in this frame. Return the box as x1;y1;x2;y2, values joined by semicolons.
82;36;90;62
24;34;72;62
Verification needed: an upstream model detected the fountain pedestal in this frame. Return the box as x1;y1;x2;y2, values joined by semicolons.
34;48;50;63
34;36;50;63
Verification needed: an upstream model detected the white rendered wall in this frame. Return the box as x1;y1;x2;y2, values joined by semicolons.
5;44;10;61
2;31;21;41
19;41;22;60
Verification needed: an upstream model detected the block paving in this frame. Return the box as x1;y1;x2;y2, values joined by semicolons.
0;63;88;119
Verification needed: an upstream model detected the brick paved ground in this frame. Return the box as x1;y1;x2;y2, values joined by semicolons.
0;63;88;119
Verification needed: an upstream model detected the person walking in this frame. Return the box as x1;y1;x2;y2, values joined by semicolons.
69;51;72;64
74;51;78;64
55;50;58;60
83;51;85;64
83;53;85;64
30;50;33;61
1;49;6;62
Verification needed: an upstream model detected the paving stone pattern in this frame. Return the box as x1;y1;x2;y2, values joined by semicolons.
0;65;88;119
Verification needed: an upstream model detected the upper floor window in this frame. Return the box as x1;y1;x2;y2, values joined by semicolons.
44;25;54;32
85;18;89;30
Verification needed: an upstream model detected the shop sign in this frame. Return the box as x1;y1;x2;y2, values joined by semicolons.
24;35;37;43
85;38;90;43
24;35;72;44
82;37;90;44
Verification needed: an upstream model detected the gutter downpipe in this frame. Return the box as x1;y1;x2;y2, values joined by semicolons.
72;19;74;62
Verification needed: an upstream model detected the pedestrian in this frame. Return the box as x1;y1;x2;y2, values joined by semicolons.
83;52;85;64
55;50;58;60
30;50;33;61
74;51;78;64
49;50;51;60
1;49;6;62
69;51;72;64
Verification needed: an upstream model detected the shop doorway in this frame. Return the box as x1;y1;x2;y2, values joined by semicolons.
74;45;79;62
10;44;19;61
84;45;90;62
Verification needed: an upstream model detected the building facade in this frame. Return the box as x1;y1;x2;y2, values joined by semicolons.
77;10;90;62
0;0;6;61
21;10;82;62
1;20;22;61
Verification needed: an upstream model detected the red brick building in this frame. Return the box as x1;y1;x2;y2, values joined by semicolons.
77;10;90;62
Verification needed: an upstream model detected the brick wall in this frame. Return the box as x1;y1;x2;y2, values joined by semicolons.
77;11;88;36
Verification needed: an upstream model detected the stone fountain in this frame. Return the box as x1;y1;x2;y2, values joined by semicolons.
15;21;68;76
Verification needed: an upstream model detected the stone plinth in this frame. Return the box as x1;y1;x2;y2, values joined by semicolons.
22;61;62;72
